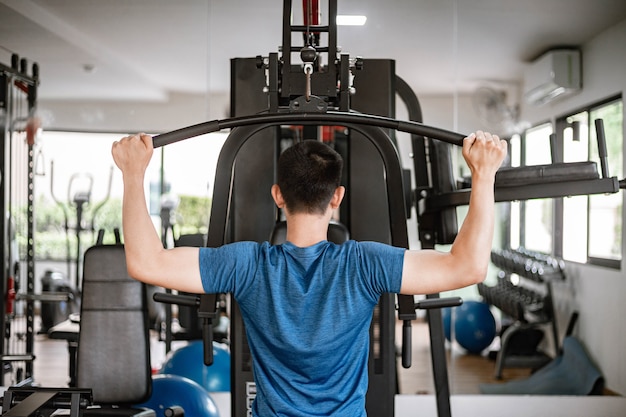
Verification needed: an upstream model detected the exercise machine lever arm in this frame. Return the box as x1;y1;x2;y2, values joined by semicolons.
398;296;463;369
415;296;463;310
153;292;219;366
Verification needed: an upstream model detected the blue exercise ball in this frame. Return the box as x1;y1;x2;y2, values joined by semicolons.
136;374;220;417
453;301;496;354
160;341;230;392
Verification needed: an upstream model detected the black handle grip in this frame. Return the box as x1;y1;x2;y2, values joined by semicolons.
203;319;214;366
153;292;199;307
595;118;609;178
402;320;412;369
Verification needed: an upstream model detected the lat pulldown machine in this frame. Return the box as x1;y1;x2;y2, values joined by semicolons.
154;1;463;416
152;2;622;417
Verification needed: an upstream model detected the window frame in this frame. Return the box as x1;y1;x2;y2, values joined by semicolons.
514;95;623;269
556;95;623;268
515;122;555;253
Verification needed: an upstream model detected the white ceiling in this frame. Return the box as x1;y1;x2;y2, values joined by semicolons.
1;0;626;103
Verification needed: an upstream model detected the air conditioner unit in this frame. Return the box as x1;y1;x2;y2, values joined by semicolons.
523;49;581;106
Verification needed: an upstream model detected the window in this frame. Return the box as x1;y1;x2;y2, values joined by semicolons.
586;100;622;264
512;123;554;253
558;98;623;266
513;97;623;268
33;131;226;261
561;111;590;262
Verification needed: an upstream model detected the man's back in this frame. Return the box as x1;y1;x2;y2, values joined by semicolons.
199;240;404;416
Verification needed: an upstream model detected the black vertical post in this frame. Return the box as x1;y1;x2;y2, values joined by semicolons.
419;212;452;417
0;73;8;382
595;118;610;179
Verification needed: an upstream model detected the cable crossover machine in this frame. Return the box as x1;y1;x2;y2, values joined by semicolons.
148;1;621;417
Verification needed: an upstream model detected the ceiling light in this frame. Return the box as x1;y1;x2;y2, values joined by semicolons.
336;15;367;26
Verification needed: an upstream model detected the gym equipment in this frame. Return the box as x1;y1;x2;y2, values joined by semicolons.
148;2;623;417
480;247;564;378
159;233;226;353
159;341;231;392
452;301;496;354
154;111;464;149
2;245;156;416
39;269;80;333
136;374;220;417
50;162;113;288
76;244;155;416
0;386;93;417
0;53;39;386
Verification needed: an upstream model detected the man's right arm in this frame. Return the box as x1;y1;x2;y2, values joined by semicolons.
112;133;205;293
399;131;507;295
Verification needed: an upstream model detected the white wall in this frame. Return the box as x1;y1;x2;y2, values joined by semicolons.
38;18;626;395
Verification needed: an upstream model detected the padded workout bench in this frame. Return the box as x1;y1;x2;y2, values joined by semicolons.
48;315;80;387
18;245;155;417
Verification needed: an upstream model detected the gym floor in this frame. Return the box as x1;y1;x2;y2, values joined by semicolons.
32;317;530;394
32;318;626;416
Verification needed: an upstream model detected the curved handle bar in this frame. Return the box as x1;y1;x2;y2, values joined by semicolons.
152;111;466;149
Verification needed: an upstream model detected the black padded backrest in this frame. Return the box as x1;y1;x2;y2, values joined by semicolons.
76;245;151;405
270;220;350;245
175;233;206;248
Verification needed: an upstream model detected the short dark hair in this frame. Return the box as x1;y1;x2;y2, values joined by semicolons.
277;140;343;214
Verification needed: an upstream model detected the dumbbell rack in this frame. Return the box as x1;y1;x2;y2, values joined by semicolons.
479;248;566;379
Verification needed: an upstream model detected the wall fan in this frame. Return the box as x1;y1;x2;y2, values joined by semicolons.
471;86;528;137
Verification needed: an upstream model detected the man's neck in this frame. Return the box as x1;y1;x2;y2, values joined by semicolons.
284;212;330;247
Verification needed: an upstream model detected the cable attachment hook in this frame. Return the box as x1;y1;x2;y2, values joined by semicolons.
301;45;316;102
304;63;313;102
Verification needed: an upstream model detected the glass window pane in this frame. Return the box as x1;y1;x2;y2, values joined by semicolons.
562;112;590;261
159;133;228;238
524;123;553;165
34;131;128;260
510;201;520;248
509;134;521;168
588;100;623;261
563;195;588;262
590;100;623;178
521;123;553;253
523;199;552;253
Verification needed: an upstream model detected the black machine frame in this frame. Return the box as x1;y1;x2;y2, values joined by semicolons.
0;54;40;387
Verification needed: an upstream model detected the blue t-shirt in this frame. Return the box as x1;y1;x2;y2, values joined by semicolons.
199;240;405;417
